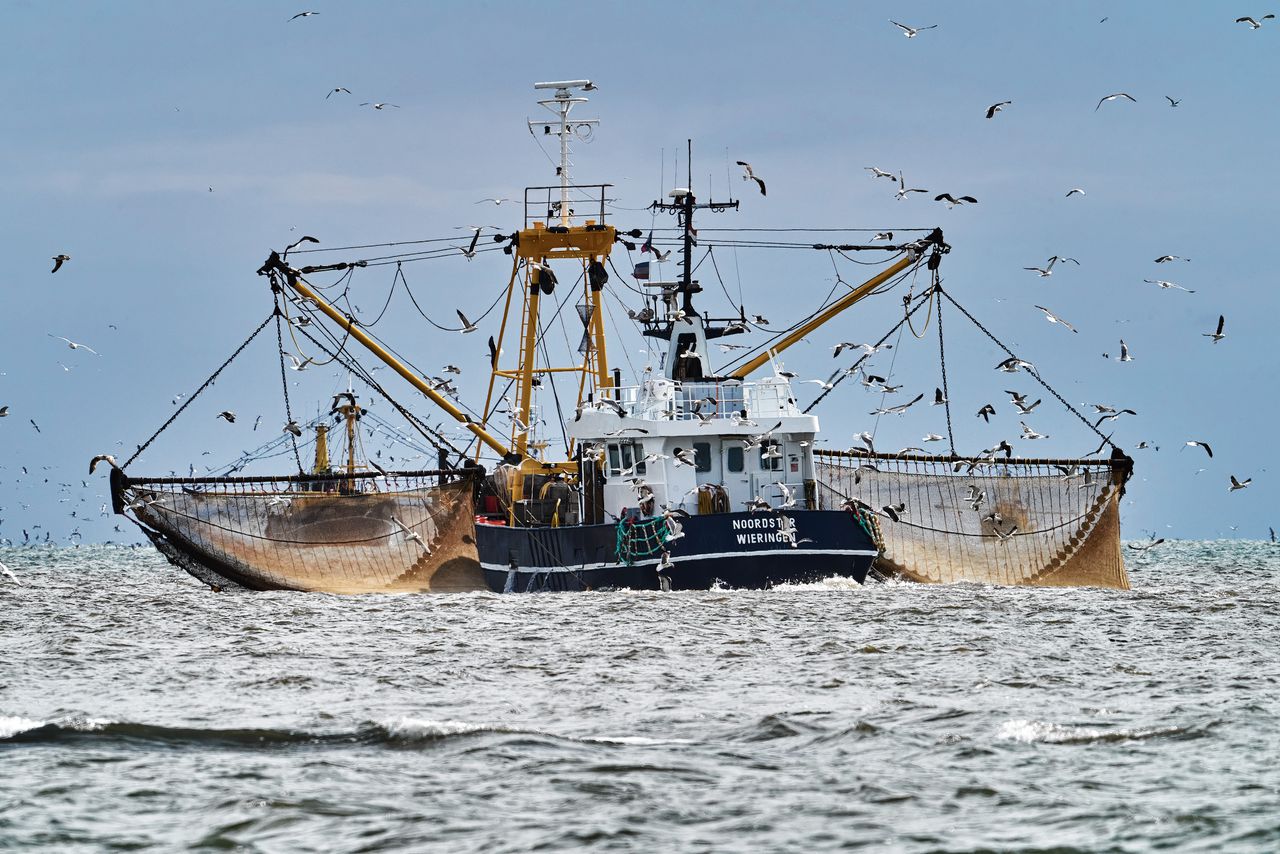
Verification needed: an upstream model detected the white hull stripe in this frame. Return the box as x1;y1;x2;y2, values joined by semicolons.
480;547;878;575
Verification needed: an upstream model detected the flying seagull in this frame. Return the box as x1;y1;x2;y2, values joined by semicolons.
871;393;924;416
283;421;303;437
49;334;99;354
88;454;118;474
871;231;894;241
935;193;977;208
1117;339;1134;362
1229;475;1252;492
735;161;766;196
1034;305;1078;333
216;411;236;423
895;172;928;200
1095;93;1136;111
1203;315;1226;343
865;166;896;180
1024;256;1078;277
977;403;996;422
985;101;1012;119
1065;188;1086;197
1144;278;1195;293
455;309;478;333
325;87;351;99
1236;15;1276;28
51;254;71;273
1184;440;1213;458
1166;96;1181;107
1154;255;1190;263
933;387;947;406
288;11;318;20
476;197;515;206
890;20;937;37
360;102;400;110
996;356;1035;373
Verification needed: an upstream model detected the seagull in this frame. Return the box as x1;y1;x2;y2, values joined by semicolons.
1229;475;1252;492
871;231;894;241
1020;421;1048;440
443;364;461;375
935;193;978;208
1034;305;1078;333
1117;339;1134;362
1184;440;1213;458
288;11;318;21
284;421;303;437
1144;279;1195;293
996;357;1035;373
48;334;99;354
88;454;118;474
993;523;1020;543
51;254;71;273
890;20;937;37
735;161;766;196
455;310;478;333
360;102;400;110
1094;409;1137;427
923;433;946;443
1203;315;1226;343
895;172;928;200
985;101;1012;119
872;393;924;416
325;87;351;99
1128;537;1165;552
1024;257;1059;277
672;447;698;468
390;515;428;550
1166;96;1181;107
1095;93;1137;111
1236;14;1276;28
216;411;236;423
751;314;770;325
0;406;7;417
880;503;906;522
833;341;892;358
283;352;312;371
476;197;515;206
933;387;947;406
865;166;896;180
801;378;836;391
1154;255;1190;263
0;559;17;585
977;403;996;422
1065;188;1086;197
1012;397;1042;415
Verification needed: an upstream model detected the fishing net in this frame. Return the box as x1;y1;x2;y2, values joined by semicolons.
814;451;1131;589
114;470;485;593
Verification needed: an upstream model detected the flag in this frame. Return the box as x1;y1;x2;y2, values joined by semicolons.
640;229;655;254
685;222;698;246
632;261;650;280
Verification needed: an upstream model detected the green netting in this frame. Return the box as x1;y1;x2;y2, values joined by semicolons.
616;517;672;566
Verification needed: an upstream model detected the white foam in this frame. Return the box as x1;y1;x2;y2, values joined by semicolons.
383;717;510;738
997;718;1184;745
0;715;45;739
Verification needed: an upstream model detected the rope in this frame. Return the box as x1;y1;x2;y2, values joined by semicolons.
274;307;305;473
123;311;275;471
935;278;957;456
802;290;933;414
937;287;1118;453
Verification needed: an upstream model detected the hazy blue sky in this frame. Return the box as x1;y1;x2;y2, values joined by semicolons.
2;1;1278;544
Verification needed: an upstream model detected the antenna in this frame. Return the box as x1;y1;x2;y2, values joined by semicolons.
528;80;599;227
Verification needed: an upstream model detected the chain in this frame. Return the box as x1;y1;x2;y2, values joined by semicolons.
123;311;275;471
802;289;933;414
274;304;305;473
934;274;957;456
937;287;1117;452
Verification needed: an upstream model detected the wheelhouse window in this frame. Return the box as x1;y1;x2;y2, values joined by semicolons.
759;440;782;472
607;442;646;477
726;446;744;473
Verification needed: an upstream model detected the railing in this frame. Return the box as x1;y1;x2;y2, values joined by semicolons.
522;184;612;230
596;378;803;422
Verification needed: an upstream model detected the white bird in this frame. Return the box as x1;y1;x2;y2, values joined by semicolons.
735;161;766;196
325;87;351;99
871;393;924;416
1020;421;1049;440
476;197;515;206
871;231;894;241
1024;257;1059;277
1154;255;1190;263
1236;14;1276;28
672;447;698;468
1065;188;1086;197
1117;339;1134;362
993;523;1020;543
282;352;312;371
360;102;400;110
1166;96;1181;107
933;387;947;406
1095;93;1136;111
455;310;478;333
391;515;429;551
865;166;896;180
1203;315;1226;343
773;481;797;509
935;193;978;208
890;20;937;37
1229;475;1252;492
923;433;946;442
996;357;1036;373
985;101;1011;119
895;172;928;200
1144;279;1195;293
1034;305;1078;333
833;341;892;358
1185;440;1213;458
88;454;118;474
283;421;303;437
0;559;18;585
49;334;99;354
288;11;318;20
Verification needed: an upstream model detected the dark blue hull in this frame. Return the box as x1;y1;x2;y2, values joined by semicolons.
476;509;878;592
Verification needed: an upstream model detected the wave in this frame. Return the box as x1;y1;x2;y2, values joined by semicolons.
996;718;1207;745
0;714;690;751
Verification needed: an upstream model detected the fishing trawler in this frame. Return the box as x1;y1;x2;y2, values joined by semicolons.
111;80;1132;593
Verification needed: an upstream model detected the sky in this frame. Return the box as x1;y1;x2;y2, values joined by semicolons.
2;1;1278;544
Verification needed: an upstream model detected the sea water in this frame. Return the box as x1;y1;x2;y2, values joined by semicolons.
2;542;1278;852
